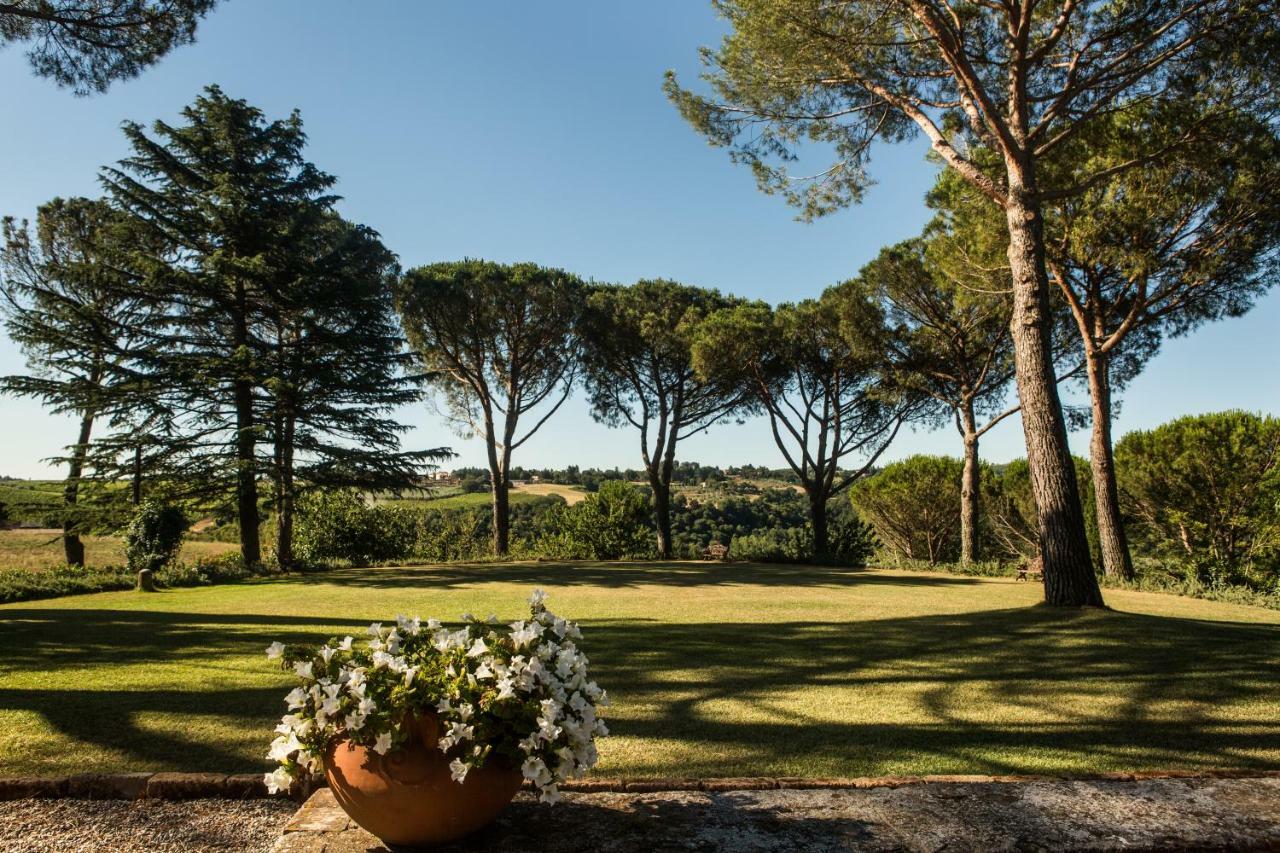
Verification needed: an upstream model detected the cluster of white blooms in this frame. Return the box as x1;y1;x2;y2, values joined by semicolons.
262;590;606;803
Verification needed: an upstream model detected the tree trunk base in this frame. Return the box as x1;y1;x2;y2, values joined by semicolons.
136;569;156;592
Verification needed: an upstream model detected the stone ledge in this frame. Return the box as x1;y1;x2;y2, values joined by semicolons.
1;767;1278;801
145;772;230;799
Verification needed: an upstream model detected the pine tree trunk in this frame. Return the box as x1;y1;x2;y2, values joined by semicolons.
1086;349;1133;579
959;404;981;566
652;474;673;559
809;490;829;560
491;476;510;556
234;375;261;566
1003;172;1104;607
62;411;95;567
275;413;296;569
232;278;261;567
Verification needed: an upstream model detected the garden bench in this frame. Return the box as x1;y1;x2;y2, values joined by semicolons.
702;542;729;561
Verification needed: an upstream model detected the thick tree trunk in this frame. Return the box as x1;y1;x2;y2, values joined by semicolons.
809;490;829;560
232;282;261;566
1003;173;1104;607
491;475;510;556
234;376;261;566
62;411;95;567
1085;349;1133;579
959;403;981;566
651;475;673;559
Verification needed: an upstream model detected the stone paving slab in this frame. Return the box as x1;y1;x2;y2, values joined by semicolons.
273;776;1280;852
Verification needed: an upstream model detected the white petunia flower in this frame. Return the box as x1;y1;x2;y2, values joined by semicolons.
373;732;393;755
466;638;488;658
449;758;469;783
293;661;314;680
264;767;293;795
267;733;303;762
337;636;354;651
265;641;286;660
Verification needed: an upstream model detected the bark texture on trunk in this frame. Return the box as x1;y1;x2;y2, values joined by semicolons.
491;477;510;556
234;376;261;566
275;413;296;569
233;283;261;566
651;476;673;559
959;404;980;566
62;411;95;567
1003;175;1104;607
1086;350;1134;579
809;490;829;559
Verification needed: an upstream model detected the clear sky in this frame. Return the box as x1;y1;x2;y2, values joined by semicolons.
1;2;1277;479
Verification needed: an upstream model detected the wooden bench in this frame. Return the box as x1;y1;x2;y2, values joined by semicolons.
702;542;729;561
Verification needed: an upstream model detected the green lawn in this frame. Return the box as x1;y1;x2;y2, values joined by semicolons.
0;562;1277;780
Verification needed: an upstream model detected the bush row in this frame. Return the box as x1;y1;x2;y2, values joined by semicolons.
0;552;279;604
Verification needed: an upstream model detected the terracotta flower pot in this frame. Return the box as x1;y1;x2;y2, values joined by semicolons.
324;713;523;848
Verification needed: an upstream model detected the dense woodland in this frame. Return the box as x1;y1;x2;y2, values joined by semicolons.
2;0;1280;610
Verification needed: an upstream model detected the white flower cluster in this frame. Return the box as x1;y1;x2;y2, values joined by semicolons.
262;589;607;804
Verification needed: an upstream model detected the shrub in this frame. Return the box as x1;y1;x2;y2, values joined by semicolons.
124;501;189;573
294;489;417;565
729;527;812;563
1116;410;1280;587
826;501;878;567
538;481;653;560
851;456;964;563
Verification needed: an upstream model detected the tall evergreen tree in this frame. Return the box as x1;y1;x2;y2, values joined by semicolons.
101;86;339;565
578;280;748;558
263;213;449;567
1;197;153;564
2;0;218;93
397;260;584;556
1043;113;1280;579
667;0;1278;605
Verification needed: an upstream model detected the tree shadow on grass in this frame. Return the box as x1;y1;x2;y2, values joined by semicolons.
0;608;373;673
0;604;1275;776
583;607;1280;775
314;561;986;591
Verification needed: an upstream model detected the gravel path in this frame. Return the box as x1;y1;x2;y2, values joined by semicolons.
0;798;295;853
281;777;1280;852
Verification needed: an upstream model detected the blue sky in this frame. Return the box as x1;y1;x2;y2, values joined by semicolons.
1;2;1277;479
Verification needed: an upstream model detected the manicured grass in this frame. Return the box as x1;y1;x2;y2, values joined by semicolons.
0;562;1277;780
0;529;238;572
